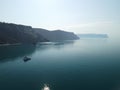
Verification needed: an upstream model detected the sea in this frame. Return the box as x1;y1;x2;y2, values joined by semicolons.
0;37;120;90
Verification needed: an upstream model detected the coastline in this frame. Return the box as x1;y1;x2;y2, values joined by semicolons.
0;43;21;46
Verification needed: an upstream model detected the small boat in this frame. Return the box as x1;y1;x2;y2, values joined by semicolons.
42;84;50;90
23;56;31;62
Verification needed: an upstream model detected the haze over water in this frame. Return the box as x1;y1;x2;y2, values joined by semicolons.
0;37;120;90
0;0;120;90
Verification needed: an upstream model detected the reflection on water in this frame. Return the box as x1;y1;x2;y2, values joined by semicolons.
0;45;36;62
0;40;75;63
0;39;120;90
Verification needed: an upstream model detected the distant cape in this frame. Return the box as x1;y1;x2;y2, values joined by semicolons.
0;22;79;45
78;34;108;38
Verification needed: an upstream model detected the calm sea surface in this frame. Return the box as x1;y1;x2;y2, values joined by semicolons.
0;38;120;90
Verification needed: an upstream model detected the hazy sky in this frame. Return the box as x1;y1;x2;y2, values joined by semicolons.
0;0;120;34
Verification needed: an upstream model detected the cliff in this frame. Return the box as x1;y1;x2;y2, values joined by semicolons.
34;29;79;41
0;22;79;45
0;22;48;44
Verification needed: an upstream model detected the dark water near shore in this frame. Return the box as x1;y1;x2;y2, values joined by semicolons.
0;38;120;90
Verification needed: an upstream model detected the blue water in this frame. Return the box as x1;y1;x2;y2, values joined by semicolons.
0;38;120;90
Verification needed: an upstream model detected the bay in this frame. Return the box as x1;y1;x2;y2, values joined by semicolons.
0;38;120;90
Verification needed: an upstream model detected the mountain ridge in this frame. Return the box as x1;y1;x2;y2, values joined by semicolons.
0;22;79;45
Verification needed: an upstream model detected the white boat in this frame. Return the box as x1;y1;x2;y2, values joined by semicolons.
42;84;50;90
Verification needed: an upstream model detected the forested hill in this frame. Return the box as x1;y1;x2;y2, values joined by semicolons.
0;22;79;45
33;28;79;41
